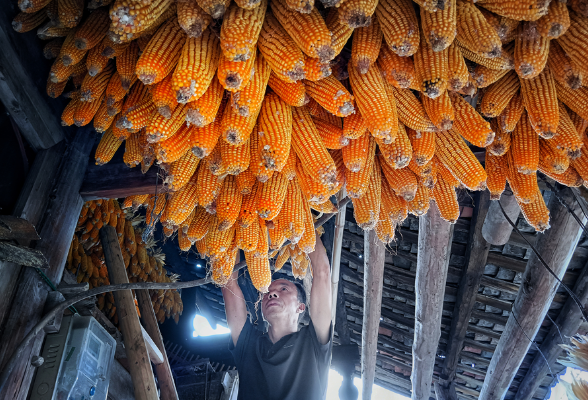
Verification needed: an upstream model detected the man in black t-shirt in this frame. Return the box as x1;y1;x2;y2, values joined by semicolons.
221;233;333;400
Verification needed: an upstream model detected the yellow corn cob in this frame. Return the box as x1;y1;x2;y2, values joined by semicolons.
351;17;383;74
268;73;308;107
218;53;256;93
569;0;588;16
472;65;509;88
541;165;584;187
101;37;130;61
433;173;460;223
93;98;117;132
177;0;212;38
37;21;72;41
186;78;224;128
421;90;454;131
375;0;420;57
254;219;269;258
281;150;297;181
86;42;111;76
485;150;507;200
196;0;231;18
136;20;187;85
296;207;316;256
146;103;187;143
109;0;173;37
274;246;290;270
271;1;334;62
206;217;236;260
304;75;354;117
313;118;349;149
475;0;548;21
156;123;193;163
568;107;588;137
456;0;502;58
557;10;588;80
351;159;382;229
162;175;199;227
436;129;487;190
337;0;378;28
244;249;270;292
414;32;449;99
256;172;289;220
306;98;343;127
377;123;413;169
310;198;338;214
173;30;221;103
57;30;87;68
177;229;191;252
325;8;354;58
499;91;524;132
236;215;260;251
421;0;457;52
220;0;266;62
377;45;416;89
488;119;511;156
555;80;588;121
446;42;469;91
346;136;376;198
435;156;460;187
164;150;200;191
409;157;437;188
257;93;293;172
95;127;123;165
187;206;212;242
477;7;519;43
113;41;137;90
207;142;227;177
57;0;83;28
548;40;583;90
123;131;142;168
539;137;569;174
407;179;431;216
105;73;131;108
407;129;435;166
221;102;262;149
279;180;305;243
302;54;332;82
390;88;437;133
250;125;274;182
80;62;114;102
342;132;369;172
47;76;67;98
231;53;272;117
511;111;539;174
515;22;550;79
258;12;306;83
195;158;222;208
148;75;178;119
43;38;65;59
342;108;367;140
221;138;250;175
238;182;259;227
296;158;332;203
572;134;588;182
520;67;559;139
375;209;395;244
381;174;408;223
215;175;243;231
236;170;256;196
61;96;80;126
71;9;108;50
450;91;495;147
456;39;514;71
74;92;104;126
18;0;52;14
479;71;520;118
116;99;156;132
517;189;550;232
551;101;583;159
537;0;570;39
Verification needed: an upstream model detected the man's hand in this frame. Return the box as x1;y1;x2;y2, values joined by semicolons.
308;232;332;345
222;253;248;346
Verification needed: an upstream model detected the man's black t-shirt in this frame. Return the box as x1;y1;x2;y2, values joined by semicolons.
229;319;332;400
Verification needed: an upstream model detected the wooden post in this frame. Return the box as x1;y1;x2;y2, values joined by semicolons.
481;193;520;246
361;229;386;400
441;191;491;382
100;225;159;400
331;189;347;329
434;381;458;400
478;187;584;400
136;289;179;400
412;201;454;400
513;257;588;400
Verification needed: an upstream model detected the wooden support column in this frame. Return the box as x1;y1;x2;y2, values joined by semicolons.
136;289;179;400
514;255;588;399
434;381;458;400
441;191;491;383
101;226;159;400
412;201;454;400
479;187;584;400
0;127;93;400
481;193;520;246
331;190;348;333
361;229;386;400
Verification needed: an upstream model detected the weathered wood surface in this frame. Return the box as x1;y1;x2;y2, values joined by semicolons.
361;229;386;400
331;190;348;340
412;201;454;400
108;359;136;400
434;381;458;400
0;216;40;242
101;226;159;400
0;242;47;267
140;325;164;365
0;4;66;150
481;193;520;246
479;187;585;400
442;191;491;383
0;129;93;400
137;288;179;400
513;255;588;400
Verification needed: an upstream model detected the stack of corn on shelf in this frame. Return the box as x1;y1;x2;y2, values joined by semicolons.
13;0;588;292
65;197;184;325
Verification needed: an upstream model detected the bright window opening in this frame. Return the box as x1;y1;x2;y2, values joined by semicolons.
547;368;588;400
325;369;409;400
192;314;230;338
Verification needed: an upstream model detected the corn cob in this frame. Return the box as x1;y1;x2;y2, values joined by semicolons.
220;0;266;62
572;135;588;182
73;8;109;50
409;157;437;188
310;199;338;214
558;10;588;79
511;111;539;174
450;91;495;147
215;175;243;231
555;80;588;121
414;32;449;99
218;54;256;93
456;0;502;58
569;0;588;16
18;0;52;14
407;179;431;216
342;132;369;172
146;104;187;143
296;158;331;203
274;246;290;270
314;118;349;149
296;206;315;256
421;0;457;52
551;101;583;159
351;17;383;74
109;0;173;37
195;157;223;209
177;0;212;38
281;150;297;181
37;21;72;40
148;75;177;119
303;54;332;82
405;129;434;167
250;124;274;182
432;173;460;223
436;129;487;190
156;123;193;163
109;1;177;45
539;137;569;174
186;207;212;242
377;45;416;89
304;76;354;118
136;20;187;85
271;1;334;62
236;215;260;252
196;0;231;19
375;209;395;244
499;91;524;132
206;217;236;260
57;0;83;28
163;176;199;227
101;37;130;59
515;22;550;79
80;62;114;102
568;107;588;137
325;8;354;58
342;108;367;140
541;165;583;187
93;98;117;131
456;39;514;70
390;86;438;133
537;0;570;39
47;76;67;98
238;182;259;227
43;38;65;59
335;0;377;28
164;150;200;191
485;151;507;200
173;30;221;103
256;94;293;172
58;30;86;67
45;0;60;23
123;131;142;168
488;119;511;156
445;42;468;91
346;136;376;198
191;107;224;158
114;41;138;90
520;67;559;139
231;53;272;117
268;73;308;107
472;65;509;88
95;127;123;165
12;9;47;33
86;43;111;76
244;248;270;292
221;101;263;148
479;71;520;118
477;7;519;44
351;159;381;230
548;40;583;90
375;0;420;57
61;96;80;126
377;123;413;169
186;78;224;127
116;99;156;132
207;142;227;176
381;175;408;223
475;0;549;21
221;138;250;175
105;73;130;107
517;189;550;232
74;92;104;125
256;172;289;220
422;90;454;131
278;180;305;243
257;12;306;83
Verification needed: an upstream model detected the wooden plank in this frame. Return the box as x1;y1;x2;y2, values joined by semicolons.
478;188;585;400
101;226;158;400
361;229;386;400
0;242;46;267
413;201;455;400
0;216;40;242
136;289;179;400
140;325;164;365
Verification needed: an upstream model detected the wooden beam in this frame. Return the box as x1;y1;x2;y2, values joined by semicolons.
331;189;347;335
412;201;454;400
136;289;179;400
101;225;158;400
0;216;40;242
478;187;585;400
361;229;386;400
0;242;46;267
481;193;520;245
513;254;588;400
435;381;458;400
140;325;164;365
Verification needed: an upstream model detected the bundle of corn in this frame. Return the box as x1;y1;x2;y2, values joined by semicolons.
15;0;588;289
65;198;184;325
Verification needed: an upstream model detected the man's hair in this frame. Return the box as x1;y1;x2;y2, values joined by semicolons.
292;280;307;321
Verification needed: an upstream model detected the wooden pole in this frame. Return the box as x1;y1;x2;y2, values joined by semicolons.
434;381;458;400
412;201;454;400
478;187;585;400
361;228;386;400
481;192;520;246
441;191;491;383
331;189;347;327
100;225;159;400
136;289;179;400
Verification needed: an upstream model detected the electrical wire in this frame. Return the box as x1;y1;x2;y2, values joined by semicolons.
35;268;78;315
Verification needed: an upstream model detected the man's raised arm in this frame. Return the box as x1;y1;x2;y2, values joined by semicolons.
222;253;248;346
308;233;332;345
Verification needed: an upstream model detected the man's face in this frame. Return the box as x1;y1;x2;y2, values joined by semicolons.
261;279;304;323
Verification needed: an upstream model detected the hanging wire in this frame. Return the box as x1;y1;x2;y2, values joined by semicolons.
35;268;78;315
142;167;166;243
545;313;565;345
541;179;588;238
